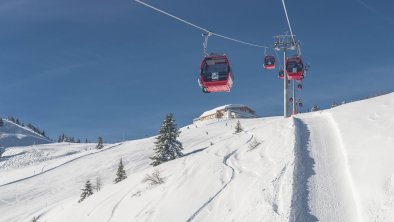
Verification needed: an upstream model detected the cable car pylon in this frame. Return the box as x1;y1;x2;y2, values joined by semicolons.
273;34;298;118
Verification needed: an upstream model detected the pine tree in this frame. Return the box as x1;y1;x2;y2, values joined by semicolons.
61;133;65;142
78;180;93;203
331;101;338;108
114;158;127;184
150;113;183;166
96;136;104;149
234;120;243;133
8;116;15;123
0;146;5;158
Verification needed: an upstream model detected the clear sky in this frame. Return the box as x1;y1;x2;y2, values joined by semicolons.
1;0;393;142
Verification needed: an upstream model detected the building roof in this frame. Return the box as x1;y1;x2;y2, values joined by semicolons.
199;104;253;118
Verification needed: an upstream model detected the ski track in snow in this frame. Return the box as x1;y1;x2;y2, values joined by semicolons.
292;115;361;222
271;164;289;215
326;114;363;222
0;143;123;188
107;189;132;222
186;132;253;222
87;183;138;218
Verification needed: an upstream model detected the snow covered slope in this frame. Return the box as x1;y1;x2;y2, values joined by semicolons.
0;93;393;222
0;119;52;148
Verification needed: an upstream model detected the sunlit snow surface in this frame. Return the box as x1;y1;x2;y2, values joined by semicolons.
0;119;52;148
0;93;393;222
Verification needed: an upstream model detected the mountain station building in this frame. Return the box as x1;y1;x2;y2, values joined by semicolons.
193;104;258;123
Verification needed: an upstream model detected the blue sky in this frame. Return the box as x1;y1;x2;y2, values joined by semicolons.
1;0;393;142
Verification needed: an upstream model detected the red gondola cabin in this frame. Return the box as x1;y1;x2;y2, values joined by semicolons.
263;56;276;70
198;55;233;93
278;70;284;79
286;56;304;80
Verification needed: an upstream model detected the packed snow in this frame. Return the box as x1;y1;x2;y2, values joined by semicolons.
0;93;393;222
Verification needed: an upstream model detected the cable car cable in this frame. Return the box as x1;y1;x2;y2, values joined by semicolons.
135;0;269;49
280;0;296;44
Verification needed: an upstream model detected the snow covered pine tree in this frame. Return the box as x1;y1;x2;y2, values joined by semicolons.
150;113;183;166
234;120;243;133
0;146;4;158
96;136;104;149
78;180;94;203
114;158;127;184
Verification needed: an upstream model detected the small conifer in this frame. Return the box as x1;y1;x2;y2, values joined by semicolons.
96;136;104;149
79;179;94;203
114;158;127;184
235;120;243;133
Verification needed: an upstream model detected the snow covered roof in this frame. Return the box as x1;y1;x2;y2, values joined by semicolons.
199;104;254;117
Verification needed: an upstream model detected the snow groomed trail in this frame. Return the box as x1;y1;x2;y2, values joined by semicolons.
293;114;361;222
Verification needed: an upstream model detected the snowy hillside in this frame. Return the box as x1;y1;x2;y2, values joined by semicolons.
0;93;393;222
0;119;52;148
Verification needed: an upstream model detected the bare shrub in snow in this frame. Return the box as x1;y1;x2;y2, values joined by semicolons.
95;176;102;192
142;169;165;186
248;138;261;151
311;105;320;112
